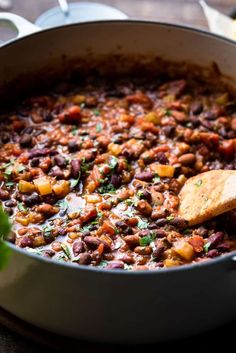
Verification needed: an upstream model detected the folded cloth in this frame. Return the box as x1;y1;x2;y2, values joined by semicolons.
200;0;236;40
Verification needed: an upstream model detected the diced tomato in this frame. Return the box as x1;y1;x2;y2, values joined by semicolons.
188;235;204;253
200;132;219;147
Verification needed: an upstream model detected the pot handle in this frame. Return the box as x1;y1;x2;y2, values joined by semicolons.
0;12;40;42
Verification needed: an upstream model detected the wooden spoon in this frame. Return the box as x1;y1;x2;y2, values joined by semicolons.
178;170;236;226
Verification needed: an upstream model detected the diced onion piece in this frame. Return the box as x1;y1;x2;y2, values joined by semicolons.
84;194;102;203
152;164;175;178
18;180;35;193
34;177;52;195
174;240;194;261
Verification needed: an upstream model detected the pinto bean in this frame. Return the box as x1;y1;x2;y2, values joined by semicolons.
178;153;196;166
208;232;225;249
124;235;140;248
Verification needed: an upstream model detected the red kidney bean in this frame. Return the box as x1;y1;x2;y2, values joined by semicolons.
155;152;169;165
73;241;85;256
153;244;165;260
29;148;57;159
106;261;124;269
54;154;67;168
20;236;34;248
191;102;203;115
79;253;92;265
68;141;79;152
169;217;188;229
71;159;81;179
23;193;40;207
5;199;17;207
207;249;220;258
135;171;154;181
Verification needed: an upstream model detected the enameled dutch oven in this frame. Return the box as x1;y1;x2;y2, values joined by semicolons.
1;13;236;343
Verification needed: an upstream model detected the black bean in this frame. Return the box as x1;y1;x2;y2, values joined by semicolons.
19;134;32;147
51;166;64;179
79;253;92;265
4;207;13;216
43;250;55;257
169;217;188;229
153;245;165;260
191;102;203;115
203;111;217;120
71;159;81;179
155;152;169;165
73;241;85;256
139;190;152;203
154;229;167;238
162;126;175;137
147;223;158;230
30;158;40;167
1;133;10;143
123;227;133;235
208;232;225;249
54;154;67;168
216;243;230;252
115;221;127;229
5;199;17;207
155;218;168;227
207;249;219;258
23;192;40;207
68;141;79;152
20;236;33;248
43;113;54;122
29;148;57;159
111;174;121;188
0;188;10;200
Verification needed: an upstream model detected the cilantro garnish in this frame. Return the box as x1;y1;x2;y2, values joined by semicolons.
137;219;148;229
61;243;71;259
96;123;102;132
0;206;11;270
17;202;27;212
139;233;156;246
204;242;211;253
166;215;174;221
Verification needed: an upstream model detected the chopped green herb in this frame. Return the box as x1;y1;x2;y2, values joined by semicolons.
17;202;27;212
153;175;161;183
42;225;53;238
108;156;118;169
124;264;133;270
98;260;108;268
70;178;80;189
80;102;86;109
166;216;174;221
0;206;11;240
71;126;78;136
17;165;26;173
139;234;155;246
0;207;11;270
195;179;202;187
61;243;71;259
97;183;116;194
204;242;211;253
165;109;172;116
96;123;102;133
5;182;14;187
93;109;100;116
137;219;148;229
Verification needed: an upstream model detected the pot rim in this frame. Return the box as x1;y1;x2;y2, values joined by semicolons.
1;19;236;50
2;19;236;275
6;241;236;275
